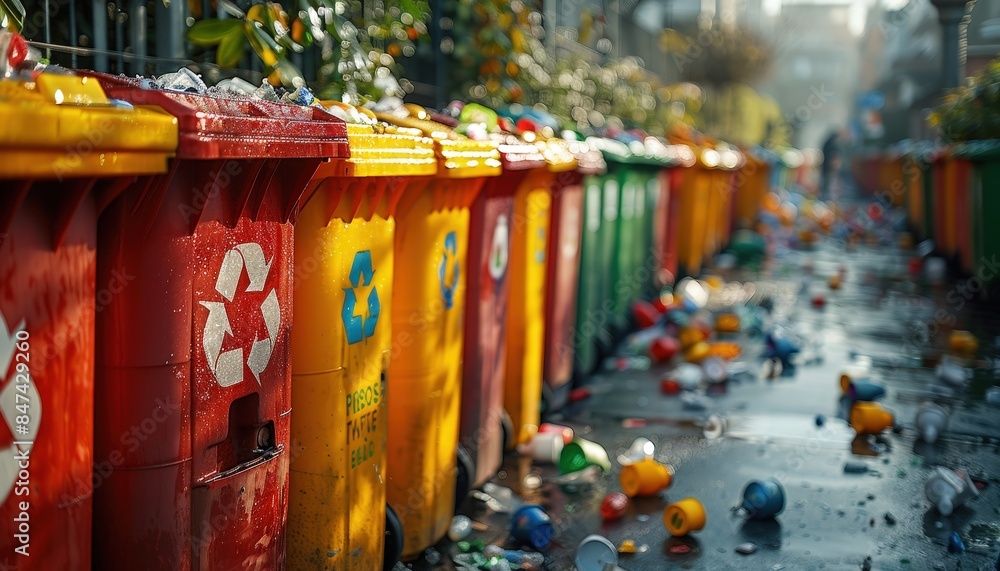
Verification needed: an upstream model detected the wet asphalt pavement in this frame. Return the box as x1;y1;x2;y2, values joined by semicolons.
403;215;1000;570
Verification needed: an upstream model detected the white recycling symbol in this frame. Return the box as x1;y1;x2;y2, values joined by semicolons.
0;311;42;506
488;214;510;281
200;243;280;388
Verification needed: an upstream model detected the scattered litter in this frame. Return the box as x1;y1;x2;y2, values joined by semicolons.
560;438;612;474
424;547;441;564
664;498;706;536
617;539;636;554
925;467;979;516
680;391;710;411
484;545;544;569
844;462;870;474
602;356;652;372
986;386;1000;405
741;478;786;520
850;402;894;434
947;531;966;553
575;535;618;571
518;432;564;464
884;512;896;525
548;465;603;487
617;437;655;466
703;414;727;439
845;381;886;402
509;505;553;550
915;403;949;444
667;543;692;554
601;492;630;521
479;483;519;513
448;515;472;542
936;361;972;387
949;330;979;356
735;542;758;555
620;458;673;497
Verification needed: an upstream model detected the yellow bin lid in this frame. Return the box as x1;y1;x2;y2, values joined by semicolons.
537;137;578;174
318;102;437;178
374;110;501;179
0;74;178;179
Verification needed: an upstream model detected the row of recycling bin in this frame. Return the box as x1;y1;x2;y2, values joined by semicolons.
0;70;785;570
859;142;1000;291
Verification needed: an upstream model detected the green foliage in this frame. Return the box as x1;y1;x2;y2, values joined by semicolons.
188;0;430;101
930;56;1000;142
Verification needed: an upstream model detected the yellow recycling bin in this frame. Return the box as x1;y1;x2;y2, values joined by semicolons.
504;136;577;447
375;108;502;560
289;111;436;570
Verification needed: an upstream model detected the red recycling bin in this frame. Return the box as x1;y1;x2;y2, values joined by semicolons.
0;73;177;570
459;136;546;492
541;141;605;412
86;73;348;570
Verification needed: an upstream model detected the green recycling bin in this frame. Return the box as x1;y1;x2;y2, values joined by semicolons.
955;140;1000;292
573;138;631;373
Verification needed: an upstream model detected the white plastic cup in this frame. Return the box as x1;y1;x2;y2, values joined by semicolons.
517;432;564;464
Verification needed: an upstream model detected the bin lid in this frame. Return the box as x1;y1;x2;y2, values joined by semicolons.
0;73;178;179
585;136;632;165
952;140;1000;162
538;137;579;173
82;72;349;161
493;133;547;171
560;135;606;175
311;101;435;177
375;109;502;179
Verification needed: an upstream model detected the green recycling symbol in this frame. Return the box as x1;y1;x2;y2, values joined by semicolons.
342;250;380;344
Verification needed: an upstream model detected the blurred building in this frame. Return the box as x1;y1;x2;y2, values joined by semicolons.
965;0;1000;76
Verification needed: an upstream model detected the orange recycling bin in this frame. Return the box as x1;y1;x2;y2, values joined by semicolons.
375;108;501;559
704;147;742;257
288;113;436;570
87;72;347;570
0;73;176;570
674;147;717;276
733;148;773;234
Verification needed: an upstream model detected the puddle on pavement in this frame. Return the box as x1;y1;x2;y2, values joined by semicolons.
705;413;856;448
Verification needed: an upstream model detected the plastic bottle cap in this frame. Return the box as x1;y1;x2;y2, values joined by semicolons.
575;535;618;571
741;478;786;520
509;505;553;550
850;402;894;434
663;498;707;536
619;458;672;497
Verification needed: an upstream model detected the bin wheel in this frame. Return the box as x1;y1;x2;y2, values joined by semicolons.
454;446;475;513
383;504;403;571
501;410;515;453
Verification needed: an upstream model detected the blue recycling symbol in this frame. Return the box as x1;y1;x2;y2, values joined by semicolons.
342;250;380;344
439;231;459;309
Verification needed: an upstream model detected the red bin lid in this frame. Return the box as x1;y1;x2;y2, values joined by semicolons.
82;72;349;161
